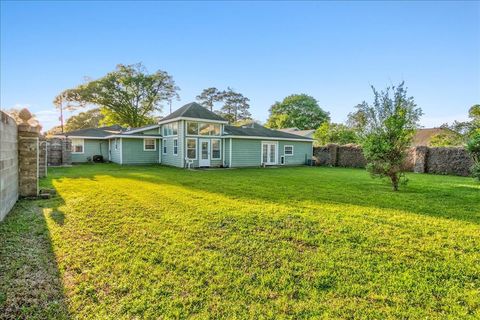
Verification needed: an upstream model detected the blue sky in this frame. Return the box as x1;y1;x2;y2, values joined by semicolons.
1;1;479;130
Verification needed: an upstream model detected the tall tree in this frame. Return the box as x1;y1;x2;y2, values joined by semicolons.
53;63;179;128
218;88;251;123
64;108;105;132
265;94;330;130
314;122;358;146
196;87;223;111
356;82;422;191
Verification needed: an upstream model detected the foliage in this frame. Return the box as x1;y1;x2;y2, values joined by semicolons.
2;164;479;319
436;104;480;144
265;94;330;130
429;130;465;147
45;126;63;137
63;108;105;132
356;82;422;191
346;106;368;132
466;132;480;180
196;87;251;123
196;87;223;111
314;122;358;146
218;87;251;123
53;63;179;128
5;108;38;126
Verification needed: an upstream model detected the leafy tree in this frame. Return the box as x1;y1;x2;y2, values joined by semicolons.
346;106;368;132
429;130;465;147
64;108;105;131
466;132;480;181
314;122;358;146
196;87;223;111
218;88;251;123
53;63;179;128
356;82;422;191
265;94;330;130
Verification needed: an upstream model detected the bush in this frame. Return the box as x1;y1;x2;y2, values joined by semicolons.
466;133;480;181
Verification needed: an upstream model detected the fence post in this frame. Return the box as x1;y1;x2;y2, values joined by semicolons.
17;108;40;197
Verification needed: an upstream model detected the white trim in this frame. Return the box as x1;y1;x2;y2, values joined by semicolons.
261;141;278;165
222;138;226;166
119;138;123;164
186;137;198;160
162;139;167;155
229;138;232;167
71;138;85;154
105;134;162;139
143;138;156;151
124;124;160;134
173;138;178;156
211;138;221;160
284;145;294;156
199;138;211;167
224;135;312;142
60;135;106;140
159;116;228;125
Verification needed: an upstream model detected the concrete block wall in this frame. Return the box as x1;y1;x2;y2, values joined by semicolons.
0;111;19;221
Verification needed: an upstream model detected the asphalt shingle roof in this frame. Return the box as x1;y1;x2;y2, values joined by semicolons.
224;123;313;140
59;125;125;138
161;102;227;122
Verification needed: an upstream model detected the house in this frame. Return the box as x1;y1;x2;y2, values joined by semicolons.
277;128;315;139
58;102;313;168
411;128;459;146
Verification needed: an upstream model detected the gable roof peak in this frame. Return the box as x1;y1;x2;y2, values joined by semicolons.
160;102;227;123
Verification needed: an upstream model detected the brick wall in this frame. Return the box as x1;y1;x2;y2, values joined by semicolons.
0;111;18;221
313;144;474;177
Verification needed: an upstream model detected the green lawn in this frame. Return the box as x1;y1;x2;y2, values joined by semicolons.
1;164;479;319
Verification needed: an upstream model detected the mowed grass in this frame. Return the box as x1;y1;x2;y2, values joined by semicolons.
1;164;479;319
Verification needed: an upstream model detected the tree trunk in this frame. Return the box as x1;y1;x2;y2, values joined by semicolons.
390;174;399;191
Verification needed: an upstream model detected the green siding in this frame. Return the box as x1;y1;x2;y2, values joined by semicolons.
228;138;313;167
160;121;183;167
142;128;160;135
278;141;312;165
71;139;109;163
110;138;121;163
230;139;262;167
122;138;160;164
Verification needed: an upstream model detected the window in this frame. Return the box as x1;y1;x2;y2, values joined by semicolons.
186;121;221;136
162;139;167;154
284;145;294;156
173;139;178;155
144;139;156;151
211;139;221;159
71;138;84;154
187;121;198;135
115;139;118;150
186;138;197;159
162;122;178;136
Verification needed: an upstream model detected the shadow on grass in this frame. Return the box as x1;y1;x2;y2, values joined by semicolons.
0;196;70;319
43;163;480;225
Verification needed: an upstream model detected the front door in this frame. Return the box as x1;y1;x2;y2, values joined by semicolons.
199;139;211;167
262;142;277;165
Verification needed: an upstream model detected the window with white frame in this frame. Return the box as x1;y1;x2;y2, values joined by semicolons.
186;138;197;159
162;139;167;154
144;139;156;151
162;122;178;136
284;145;294;156
186;121;221;136
173;139;178;155
211;139;221;159
71;138;84;154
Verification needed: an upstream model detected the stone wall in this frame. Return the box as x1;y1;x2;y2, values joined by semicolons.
0;111;18;221
313;144;474;177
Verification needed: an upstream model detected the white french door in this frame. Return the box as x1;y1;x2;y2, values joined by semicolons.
262;142;277;165
199;139;211;167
